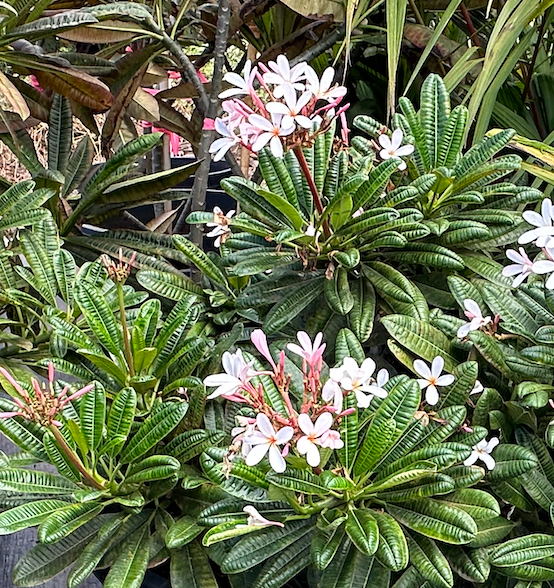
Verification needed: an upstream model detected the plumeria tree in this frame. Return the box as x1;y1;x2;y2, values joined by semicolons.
196;329;533;588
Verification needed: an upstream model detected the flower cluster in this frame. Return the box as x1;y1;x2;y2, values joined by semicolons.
502;198;554;288
209;55;348;161
0;363;94;427
203;330;389;472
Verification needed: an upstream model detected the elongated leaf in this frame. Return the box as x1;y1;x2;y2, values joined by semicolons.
104;524;150;588
170;540;218;588
0;499;69;534
80;380;105;451
345;508;378;555
38;501;103;543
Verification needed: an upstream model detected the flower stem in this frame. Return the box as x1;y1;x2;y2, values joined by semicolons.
118;284;135;378
293;147;331;239
50;426;105;490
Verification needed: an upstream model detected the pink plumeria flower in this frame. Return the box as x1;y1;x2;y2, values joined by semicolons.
244;414;293;473
251;329;277;372
204;350;255;400
352;207;364;218
219;60;258;99
457;299;492;339
470;380;484;395
319;429;344;450
296;413;334;467
209;118;239;161
249;113;295;158
263;55;306;99
287;331;325;369
502;247;536;287
378;129;414;170
330;357;384;408
413;357;454;406
266;91;313;129
241;505;284;528
519;198;554;248
464;437;499;470
222;99;252;131
305;66;347;102
206;206;235;247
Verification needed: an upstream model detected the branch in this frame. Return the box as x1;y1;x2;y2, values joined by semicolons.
174;0;232;239
290;25;346;66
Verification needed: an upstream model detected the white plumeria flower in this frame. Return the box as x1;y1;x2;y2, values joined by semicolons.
231;416;256;457
378;129;414;170
263;55;306;99
519;198;554;248
305;66;347;102
464;437;499;470
244;414;293;473
205;206;235;247
330;357;385;408
203;350;254;399
322;378;343;413
457;299;492;339
413;357;454;406
242;505;284;528
365;368;390;399
219;60;257;98
352;207;364;218
209;118;239;161
297;412;334;467
529;249;554;289
470;380;484;395
249;113;295;158
266;91;313;129
287;331;326;368
502;247;535;287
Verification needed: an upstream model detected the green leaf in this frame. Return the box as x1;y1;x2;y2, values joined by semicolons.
106;387;136;457
173;235;229;288
468;516;515;548
334;328;365;365
120;402;188;463
80;380;105;451
490;534;554;567
266;469;327;495
221;518;315;574
312;524;346;570
324;267;354;315
436;361;478;410
372;510;408;571
13;515;111;586
170;541;218;588
387;499;477;544
0;499;69;534
345;508;378;555
349;277;375;342
406;532;452;588
137;268;203;299
165;516;203;549
436;489;500;520
0;468;78;495
104;524;150;588
338;392;358;470
487;444;538;482
48;93;72;173
381;315;457;372
38;501;103;543
354;418;396;476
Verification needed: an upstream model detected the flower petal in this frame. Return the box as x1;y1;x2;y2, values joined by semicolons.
245;442;269;466
268;444;286;472
256;413;275;438
413;359;431;379
313;412;333;436
297;413;314;435
426;385;439;405
431;356;445;378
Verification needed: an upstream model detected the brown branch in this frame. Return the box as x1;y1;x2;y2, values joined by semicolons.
460;3;481;48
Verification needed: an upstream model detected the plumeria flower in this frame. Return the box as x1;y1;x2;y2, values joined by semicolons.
322;378;343;412
470;380;484;395
305;66;347;102
378;129;414;170
413;357;454;406
251;329;277;371
231;416;256;457
244;414;293;472
457;299;492;339
287;331;325;369
205;206;235;247
331;357;385;408
209;118;239;161
241;505;284;528
204;350;255;400
319;429;344;450
266;91;313;129
529;249;554;289
365;368;390;399
263;55;306;99
518;198;554;247
249;113;295;158
297;412;334;467
352;207;364;218
219;60;257;99
502;247;535;287
464;437;499;470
